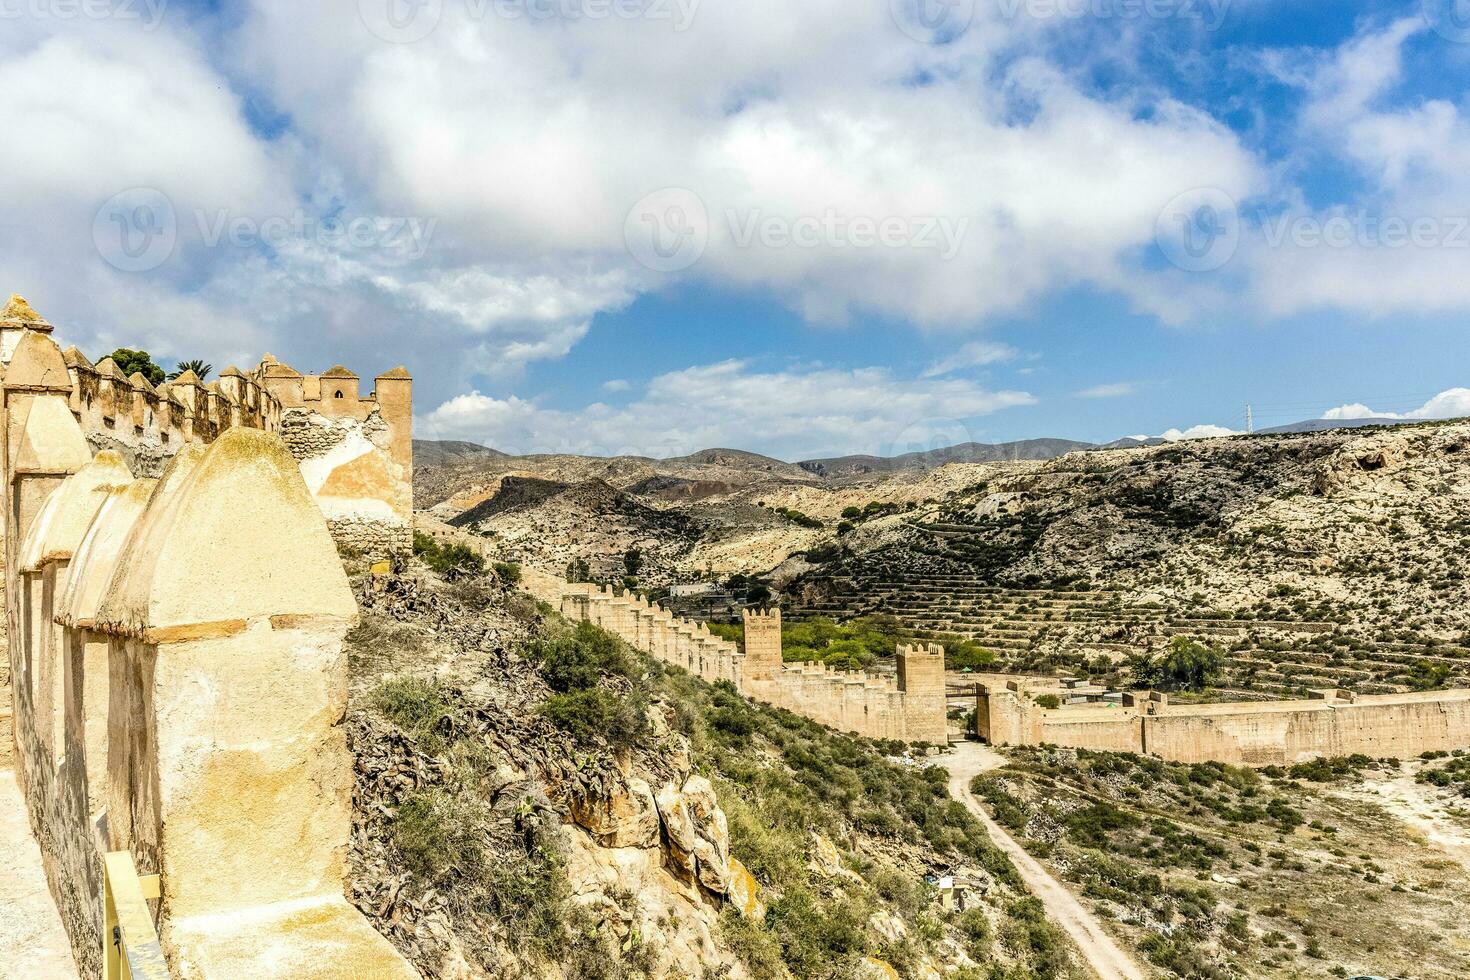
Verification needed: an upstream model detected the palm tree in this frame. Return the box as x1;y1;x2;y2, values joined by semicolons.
168;359;213;381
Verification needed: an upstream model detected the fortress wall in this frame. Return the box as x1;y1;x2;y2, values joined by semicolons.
1038;712;1144;754
264;359;413;561
0;297;412;561
980;679;1470;766
3;330;416;978
547;581;947;743
1140;693;1470;766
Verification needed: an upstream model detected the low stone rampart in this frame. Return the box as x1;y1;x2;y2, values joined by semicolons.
5;327;416;978
979;684;1470;765
552;584;948;744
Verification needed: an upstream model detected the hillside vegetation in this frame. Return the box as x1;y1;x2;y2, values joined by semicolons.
972;746;1470;978
344;561;1093;979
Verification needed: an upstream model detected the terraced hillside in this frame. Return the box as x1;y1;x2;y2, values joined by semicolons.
788;421;1470;699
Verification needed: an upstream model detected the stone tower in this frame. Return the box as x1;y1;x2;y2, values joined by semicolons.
897;642;948;745
741;606;783;683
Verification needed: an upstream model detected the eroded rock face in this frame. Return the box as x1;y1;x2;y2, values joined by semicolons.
1313;434;1412;496
570;776;660;849
653;774;732;894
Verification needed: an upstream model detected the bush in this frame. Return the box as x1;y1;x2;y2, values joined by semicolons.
540;687;649;747
493;561;522;584
372;676;451;750
393;789;486;879
413;530;486;578
528;622;635;692
1033;694;1061;710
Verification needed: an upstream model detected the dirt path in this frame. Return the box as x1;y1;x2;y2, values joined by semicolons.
0;769;78;980
943;743;1146;980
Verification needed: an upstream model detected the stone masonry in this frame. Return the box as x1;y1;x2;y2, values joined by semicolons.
3;326;418;978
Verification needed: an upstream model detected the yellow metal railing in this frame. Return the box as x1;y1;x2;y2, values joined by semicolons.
102;851;170;980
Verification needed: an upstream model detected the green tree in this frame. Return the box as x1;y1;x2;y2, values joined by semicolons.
623;548;643;576
168;359;213;381
1154;637;1223;691
103;348;165;385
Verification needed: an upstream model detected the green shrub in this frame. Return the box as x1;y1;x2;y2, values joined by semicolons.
540;687;649;748
413;530;486;577
528;621;635;692
1033;694;1061;710
493;561;522;584
371;676;451;750
393;789;486;879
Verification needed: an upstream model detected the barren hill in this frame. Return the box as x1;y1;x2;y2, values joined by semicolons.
799;438;1095;479
425;420;1470;699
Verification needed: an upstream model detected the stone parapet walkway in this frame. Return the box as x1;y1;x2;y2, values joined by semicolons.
0;769;78;980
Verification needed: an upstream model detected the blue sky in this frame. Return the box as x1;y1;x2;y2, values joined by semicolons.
2;0;1468;459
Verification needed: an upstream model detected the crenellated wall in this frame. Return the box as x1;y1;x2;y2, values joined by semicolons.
258;356;413;559
3;326;417;978
514;566;949;744
978;684;1470;766
0;295;412;561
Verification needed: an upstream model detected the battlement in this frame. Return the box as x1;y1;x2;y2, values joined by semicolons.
2;344;416;977
550;589;948;743
0;296;413;560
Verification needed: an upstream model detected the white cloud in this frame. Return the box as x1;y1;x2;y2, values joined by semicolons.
1158;424;1239;442
1323;388;1470;421
230;0;1261;333
1244;19;1470;319
601;379;632;392
921;341;1020;378
417;359;1035;460
1076;382;1136;399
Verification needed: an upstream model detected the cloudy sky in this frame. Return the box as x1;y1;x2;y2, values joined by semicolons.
2;0;1468;459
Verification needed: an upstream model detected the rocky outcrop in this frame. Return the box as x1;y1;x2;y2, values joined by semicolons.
571;777;660;849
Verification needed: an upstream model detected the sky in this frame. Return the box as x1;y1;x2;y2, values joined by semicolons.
1;0;1468;460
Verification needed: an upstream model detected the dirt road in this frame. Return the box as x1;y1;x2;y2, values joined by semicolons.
943;742;1146;980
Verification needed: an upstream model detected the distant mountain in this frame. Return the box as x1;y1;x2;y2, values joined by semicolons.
1257;416;1404;435
798;439;1095;478
413;439;507;467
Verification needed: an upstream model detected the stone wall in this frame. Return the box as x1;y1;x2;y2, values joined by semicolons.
979;684;1470;766
0;295;412;561
261;357;413;560
499;551;949;744
3;327;417;978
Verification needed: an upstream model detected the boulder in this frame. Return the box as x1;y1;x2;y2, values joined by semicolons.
726;858;765;921
655;781;697;875
570;777;660;849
